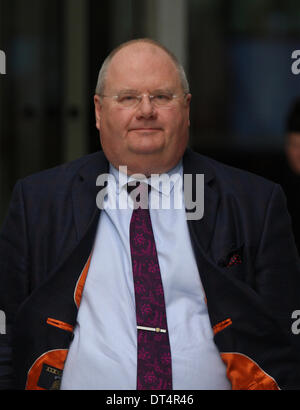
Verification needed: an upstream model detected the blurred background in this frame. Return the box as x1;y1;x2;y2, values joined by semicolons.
0;0;300;228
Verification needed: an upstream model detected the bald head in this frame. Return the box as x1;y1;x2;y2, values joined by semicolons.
95;38;189;96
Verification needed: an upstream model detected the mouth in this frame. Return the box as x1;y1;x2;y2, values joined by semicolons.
129;128;162;132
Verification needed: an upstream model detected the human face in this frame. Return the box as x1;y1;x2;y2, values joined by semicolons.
286;133;300;175
94;44;191;176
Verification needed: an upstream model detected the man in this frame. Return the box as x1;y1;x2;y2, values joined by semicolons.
0;38;300;390
272;98;300;255
279;98;300;254
285;98;300;177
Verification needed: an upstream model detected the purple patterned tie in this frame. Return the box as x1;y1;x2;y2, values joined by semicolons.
129;183;173;390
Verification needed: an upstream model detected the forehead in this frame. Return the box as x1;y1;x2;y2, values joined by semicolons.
105;43;181;91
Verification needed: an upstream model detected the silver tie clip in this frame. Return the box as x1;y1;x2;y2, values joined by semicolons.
137;325;167;333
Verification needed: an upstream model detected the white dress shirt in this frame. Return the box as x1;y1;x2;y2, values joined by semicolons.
61;161;230;390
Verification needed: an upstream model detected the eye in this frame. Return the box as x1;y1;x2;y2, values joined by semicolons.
118;95;137;102
156;94;171;100
154;93;172;101
152;93;173;105
116;94;140;107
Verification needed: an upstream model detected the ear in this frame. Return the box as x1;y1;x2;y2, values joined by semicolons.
94;95;102;131
186;93;192;127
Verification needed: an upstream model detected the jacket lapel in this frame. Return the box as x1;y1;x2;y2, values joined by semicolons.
183;148;220;253
72;151;109;242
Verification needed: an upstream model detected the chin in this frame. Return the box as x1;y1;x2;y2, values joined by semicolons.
129;143;165;156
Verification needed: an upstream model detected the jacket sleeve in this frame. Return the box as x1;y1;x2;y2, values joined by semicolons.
254;183;300;350
0;180;30;389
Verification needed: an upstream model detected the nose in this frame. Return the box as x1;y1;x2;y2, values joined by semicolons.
136;95;156;119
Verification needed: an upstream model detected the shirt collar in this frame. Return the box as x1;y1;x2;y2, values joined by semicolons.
109;160;183;197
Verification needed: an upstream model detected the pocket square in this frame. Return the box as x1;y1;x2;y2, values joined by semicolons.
218;244;244;267
226;253;242;267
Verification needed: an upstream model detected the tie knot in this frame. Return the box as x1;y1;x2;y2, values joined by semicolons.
127;181;150;209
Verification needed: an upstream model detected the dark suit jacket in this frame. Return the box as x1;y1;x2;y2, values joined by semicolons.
1;148;300;390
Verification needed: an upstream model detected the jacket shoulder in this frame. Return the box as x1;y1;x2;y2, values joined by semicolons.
193;151;279;195
13;151;108;213
21;151;105;186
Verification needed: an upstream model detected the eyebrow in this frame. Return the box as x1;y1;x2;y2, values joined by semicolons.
117;88;175;94
152;88;174;94
117;89;139;94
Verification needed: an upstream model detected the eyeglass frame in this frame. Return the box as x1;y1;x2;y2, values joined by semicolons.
98;91;189;109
